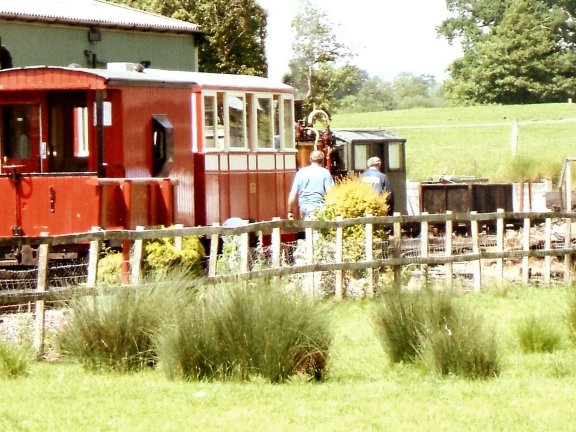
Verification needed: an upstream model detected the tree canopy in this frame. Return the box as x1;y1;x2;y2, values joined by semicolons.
110;0;268;75
284;0;352;112
439;0;576;104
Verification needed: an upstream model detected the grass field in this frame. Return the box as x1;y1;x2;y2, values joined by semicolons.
2;285;576;431
331;103;576;183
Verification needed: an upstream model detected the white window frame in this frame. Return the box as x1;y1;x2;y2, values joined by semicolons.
253;92;275;151
279;95;295;150
225;92;248;150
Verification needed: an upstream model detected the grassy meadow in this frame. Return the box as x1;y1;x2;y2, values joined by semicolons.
3;285;576;431
331;103;576;183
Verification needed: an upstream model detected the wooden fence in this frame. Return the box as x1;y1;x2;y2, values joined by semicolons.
2;210;576;356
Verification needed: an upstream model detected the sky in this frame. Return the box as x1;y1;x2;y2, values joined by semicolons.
256;0;463;82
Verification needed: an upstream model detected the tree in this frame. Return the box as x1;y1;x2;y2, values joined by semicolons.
339;77;395;113
286;0;351;112
110;0;268;75
392;73;444;109
443;0;576;104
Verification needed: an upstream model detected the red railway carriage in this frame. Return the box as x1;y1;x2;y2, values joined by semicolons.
0;64;296;260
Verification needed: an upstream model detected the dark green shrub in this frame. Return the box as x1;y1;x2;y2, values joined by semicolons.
373;290;431;363
518;315;562;353
157;279;333;383
373;288;501;379
0;339;32;378
59;280;193;372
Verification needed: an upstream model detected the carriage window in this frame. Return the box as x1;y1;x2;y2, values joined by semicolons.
256;96;273;149
227;94;246;148
203;93;225;150
0;104;39;160
388;142;404;171
282;97;295;149
152;115;173;177
73;107;89;157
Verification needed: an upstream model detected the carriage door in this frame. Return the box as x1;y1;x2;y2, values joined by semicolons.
47;92;90;173
0;103;43;173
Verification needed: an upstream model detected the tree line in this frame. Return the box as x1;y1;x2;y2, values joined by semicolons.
110;0;576;113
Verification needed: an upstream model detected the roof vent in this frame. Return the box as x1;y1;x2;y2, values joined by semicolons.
107;62;145;73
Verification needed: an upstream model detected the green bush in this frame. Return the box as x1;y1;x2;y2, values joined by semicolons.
97;233;206;285
144;235;205;278
566;286;576;342
59;280;193;372
373;290;433;363
0;339;32;379
157;278;333;383
420;306;501;379
316;177;389;240
373;288;501;379
518;315;562;353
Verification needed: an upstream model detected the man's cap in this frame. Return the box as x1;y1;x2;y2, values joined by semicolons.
367;157;381;167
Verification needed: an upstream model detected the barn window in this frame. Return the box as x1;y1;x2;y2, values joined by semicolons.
152;114;173;177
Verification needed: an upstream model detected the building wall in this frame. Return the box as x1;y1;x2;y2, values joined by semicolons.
0;21;198;71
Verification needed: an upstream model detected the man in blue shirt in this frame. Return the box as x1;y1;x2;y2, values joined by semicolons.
287;150;334;220
361;156;394;214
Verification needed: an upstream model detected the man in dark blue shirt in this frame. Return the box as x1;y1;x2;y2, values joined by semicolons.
361;156;394;215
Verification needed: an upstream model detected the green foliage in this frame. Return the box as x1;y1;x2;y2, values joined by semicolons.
144;235;205;278
286;0;351;111
157;279;332;383
517;315;563;353
97;234;205;285
441;0;576;105
59;283;184;372
373;289;501;379
97;250;124;286
110;0;268;75
316;177;388;240
565;286;576;342
0;339;31;379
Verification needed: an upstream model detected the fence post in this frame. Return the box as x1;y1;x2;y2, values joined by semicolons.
392;212;402;291
271;217;281;286
544;217;552;285
130;226;145;286
496;209;504;282
471;211;481;291
86;226;101;289
522;217;530;284
365;215;374;298
174;223;184;250
444;211;453;288
240;231;249;273
564;216;572;284
305;226;314;297
335;216;343;300
420;212;429;287
34;232;49;359
208;223;220;278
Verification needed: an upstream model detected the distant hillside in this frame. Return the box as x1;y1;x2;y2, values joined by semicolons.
331;103;576;183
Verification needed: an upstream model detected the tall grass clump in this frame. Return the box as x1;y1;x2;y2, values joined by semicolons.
420;305;501;379
517;315;562;353
59;276;194;372
0;339;32;378
373;288;500;379
157;279;332;383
